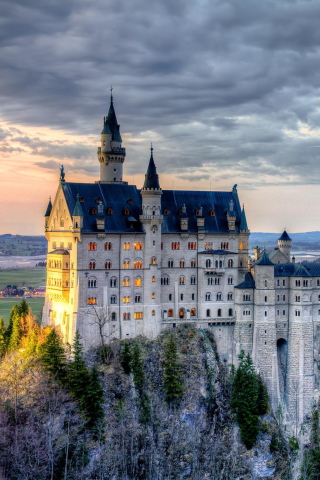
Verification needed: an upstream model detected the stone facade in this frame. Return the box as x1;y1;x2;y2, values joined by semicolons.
42;96;320;427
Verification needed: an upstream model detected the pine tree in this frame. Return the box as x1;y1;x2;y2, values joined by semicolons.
0;317;6;357
5;305;19;347
163;334;184;404
41;328;67;381
232;351;259;449
131;343;145;392
68;331;90;405
83;365;104;429
8;310;21;351
120;341;131;374
257;374;268;415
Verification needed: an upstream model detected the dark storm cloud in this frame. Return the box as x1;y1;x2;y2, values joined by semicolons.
2;0;320;185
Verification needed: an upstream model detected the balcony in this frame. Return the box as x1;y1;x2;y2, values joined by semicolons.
205;267;225;275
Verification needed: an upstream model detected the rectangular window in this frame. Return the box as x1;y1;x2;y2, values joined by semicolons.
192;293;195;300
283;279;286;286
68;242;72;250
169;294;172;301
180;294;183;301
204;242;213;250
52;242;56;249
122;242;130;250
283;295;285;301
122;296;130;303
134;242;143;250
171;242;180;250
277;309;280;316
134;312;143;319
282;310;285;315
188;242;197;250
161;242;163;250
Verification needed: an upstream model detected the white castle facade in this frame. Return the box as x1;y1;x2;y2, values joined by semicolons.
43;95;320;425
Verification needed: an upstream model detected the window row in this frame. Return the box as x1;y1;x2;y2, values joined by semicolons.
48;278;69;288
205;292;232;301
165;308;197;318
52;242;72;250
167;260;197;268
89;260;144;270
109;295;157;304
206;308;233;317
88;242;145;251
205;259;234;268
48;261;69;269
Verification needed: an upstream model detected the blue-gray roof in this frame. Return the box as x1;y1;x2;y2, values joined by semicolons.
198;249;238;255
255;251;274;266
278;230;291;241
72;196;84;217
235;272;255;289
240;206;249;231
44;199;52;217
101;97;122;142
143;149;160;189
274;263;320;277
61;183;242;234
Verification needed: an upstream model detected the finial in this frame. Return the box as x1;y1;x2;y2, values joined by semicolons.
59;164;65;182
150;143;153;155
110;85;113;103
49;196;51;201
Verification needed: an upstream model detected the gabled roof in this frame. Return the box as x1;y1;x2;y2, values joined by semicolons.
142;147;160;190
278;230;292;241
44;198;52;217
235;272;255;289
274;263;320;277
101;96;122;142
292;264;311;277
255;251;274;266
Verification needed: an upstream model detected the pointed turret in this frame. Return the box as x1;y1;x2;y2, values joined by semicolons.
97;89;126;184
72;195;83;217
44;197;52;218
143;145;161;190
72;194;83;236
240;205;249;231
278;229;292;263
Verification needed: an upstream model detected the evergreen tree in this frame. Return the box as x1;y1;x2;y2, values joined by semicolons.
163;334;184;404
8;310;21;351
83;365;104;429
41;328;67;381
231;351;259;449
257;374;269;415
68;331;90;405
120;341;131;374
0;317;6;357
4;305;19;347
131;343;145;392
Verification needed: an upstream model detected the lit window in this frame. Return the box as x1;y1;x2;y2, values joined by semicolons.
171;242;180;250
180;260;185;268
122;242;130;250
87;297;97;305
105;242;112;250
191;308;196;316
105;261;112;269
188;242;197;250
134;260;143;269
168;309;173;317
123;313;131;320
152;293;155;299
179;276;185;285
152;276;155;282
152;310;155;316
134;242;143;250
151;257;157;264
122;296;130;303
134;277;142;287
204;242;213;250
122;260;130;269
88;242;97;251
134;312;143;319
122;277;130;287
107;208;113;215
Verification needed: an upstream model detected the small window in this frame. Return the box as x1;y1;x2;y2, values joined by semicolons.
152;293;155;299
228;308;233;317
123;208;130;216
264;311;267;317
88;242;97;251
90;208;97;215
191;260;196;268
105;261;112;269
163;208;169;216
134;277;142;287
209;209;215;217
206;259;212;268
152;310;155;316
216;293;222;301
191;308;196;317
190;275;196;285
180;259;185;268
228;259;233;268
283;279;286;286
111;312;116;320
107;208;113;215
171;242;180;250
123;313;131;320
217;309;222;317
169;294;172;301
206;309;211;317
168;309;173;317
151;257;157;264
205;293;211;301
276;279;280;286
168;260;173;268
122;296;130;304
122;260;130;269
105;242;112;250
152;276;155;282
122;242;131;250
264;280;267;287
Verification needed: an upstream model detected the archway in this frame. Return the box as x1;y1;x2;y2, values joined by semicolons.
277;338;288;402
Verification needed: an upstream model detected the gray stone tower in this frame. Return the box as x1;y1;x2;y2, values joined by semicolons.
278;230;292;263
139;146;163;338
97;92;127;183
238;205;250;276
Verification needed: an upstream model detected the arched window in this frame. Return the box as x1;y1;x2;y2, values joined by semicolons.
264;296;267;302
191;308;196;316
105;242;112;250
216;293;222;301
110;295;117;304
219;260;223;268
228;259;233;268
161;275;169;286
123;313;131;320
152;310;155;316
111;312;116;320
190;275;196;285
122;277;130;287
122;296;130;304
190;260;196;267
134;260;143;269
276;279;280;286
168;309;173;317
87;297;97;305
88;278;97;288
163;208;169;216
90;207;97;215
179;308;185;319
134;277;142;287
228;308;233;317
264;280;268;287
206;259;211;268
179;276;185;285
122;242;130;250
206;309;211;317
215;260;218;268
217;309;222;317
243;294;251;301
89;261;96;270
180;259;185;268
151;256;157;264
205;293;211;301
135;295;142;303
168;260;173;268
107;207;113;215
227;292;233;300
105;261;112;269
110;277;117;287
228;276;233;285
123;208;130;216
122;260;130;269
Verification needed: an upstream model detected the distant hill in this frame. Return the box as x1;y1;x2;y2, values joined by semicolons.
0;235;47;256
249;231;320;251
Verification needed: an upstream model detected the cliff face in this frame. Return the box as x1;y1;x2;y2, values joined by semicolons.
0;325;291;480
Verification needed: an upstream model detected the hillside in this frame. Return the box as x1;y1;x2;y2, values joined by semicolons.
249;231;320;251
0;234;47;256
0;323;291;480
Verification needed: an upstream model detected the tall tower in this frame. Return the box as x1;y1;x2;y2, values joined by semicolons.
238;205;250;276
97;91;127;183
139;146;163;339
278;230;292;263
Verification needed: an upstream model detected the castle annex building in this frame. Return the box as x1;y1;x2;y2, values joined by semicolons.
43;95;320;424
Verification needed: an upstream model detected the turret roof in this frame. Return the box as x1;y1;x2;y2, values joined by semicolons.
142;146;161;190
72;195;84;217
255;251;274;266
235;272;255;289
240;206;249;231
278;230;292;241
44;198;52;217
101;95;122;142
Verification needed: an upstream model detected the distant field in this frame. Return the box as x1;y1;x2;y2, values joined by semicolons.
0;234;47;256
0;297;45;323
0;267;46;290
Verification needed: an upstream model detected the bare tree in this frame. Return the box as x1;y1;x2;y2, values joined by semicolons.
86;305;118;348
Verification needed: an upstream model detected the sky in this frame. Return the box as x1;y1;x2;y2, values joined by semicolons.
1;0;320;235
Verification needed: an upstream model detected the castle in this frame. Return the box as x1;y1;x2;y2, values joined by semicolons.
43;94;320;426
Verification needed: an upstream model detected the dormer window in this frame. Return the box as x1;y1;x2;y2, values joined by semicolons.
123;208;130;216
163;208;169;216
79;197;84;202
195;209;201;216
209;209;215;217
178;209;182;216
90;207;97;215
107;208;113;215
95;198;101;204
127;199;133;204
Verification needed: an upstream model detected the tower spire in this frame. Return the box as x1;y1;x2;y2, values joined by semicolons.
142;145;161;190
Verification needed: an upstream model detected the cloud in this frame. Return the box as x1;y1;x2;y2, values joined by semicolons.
1;0;320;189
